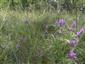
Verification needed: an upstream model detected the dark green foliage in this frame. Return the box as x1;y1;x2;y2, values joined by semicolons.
0;0;85;13
20;0;28;9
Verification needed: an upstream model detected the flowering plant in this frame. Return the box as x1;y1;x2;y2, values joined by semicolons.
56;19;85;61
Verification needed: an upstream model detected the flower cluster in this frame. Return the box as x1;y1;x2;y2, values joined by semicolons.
56;19;65;27
56;19;85;60
68;50;77;59
76;28;84;37
68;39;78;47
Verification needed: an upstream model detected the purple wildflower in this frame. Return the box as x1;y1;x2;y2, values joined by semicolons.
72;21;76;28
76;32;81;37
80;28;84;33
69;39;78;47
57;19;65;27
68;50;77;60
76;28;84;37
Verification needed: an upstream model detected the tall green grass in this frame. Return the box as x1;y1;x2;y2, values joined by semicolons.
0;10;85;64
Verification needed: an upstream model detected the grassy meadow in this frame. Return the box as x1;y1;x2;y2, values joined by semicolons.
0;0;85;64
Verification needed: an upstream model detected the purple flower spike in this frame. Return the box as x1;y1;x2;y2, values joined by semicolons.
72;21;76;28
76;32;81;37
57;19;65;27
69;39;78;47
80;28;84;33
76;28;84;37
68;50;77;60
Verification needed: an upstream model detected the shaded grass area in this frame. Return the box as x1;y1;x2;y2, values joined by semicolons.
0;10;85;64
